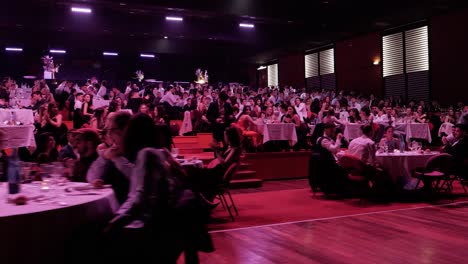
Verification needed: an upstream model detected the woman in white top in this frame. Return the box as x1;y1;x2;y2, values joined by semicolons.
294;98;307;122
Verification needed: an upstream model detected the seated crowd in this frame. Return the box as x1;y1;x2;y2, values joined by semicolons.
0;75;467;261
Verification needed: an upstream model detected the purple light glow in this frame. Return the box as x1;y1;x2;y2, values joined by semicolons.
166;16;183;21
5;47;23;52
71;7;92;13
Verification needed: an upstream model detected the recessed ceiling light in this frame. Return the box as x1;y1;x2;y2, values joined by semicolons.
140;53;155;58
103;52;118;56
71;7;92;13
164;36;168;39
166;16;183;21
50;49;66;54
239;23;254;28
5;47;23;52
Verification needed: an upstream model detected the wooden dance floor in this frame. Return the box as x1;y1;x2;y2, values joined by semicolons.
198;202;468;263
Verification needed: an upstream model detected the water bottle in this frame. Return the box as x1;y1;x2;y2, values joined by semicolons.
399;135;405;153
7;150;21;194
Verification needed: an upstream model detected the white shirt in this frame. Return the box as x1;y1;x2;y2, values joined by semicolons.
379;114;396;125
74;100;83;110
319;135;341;156
160;91;177;106
347;135;375;164
294;103;307;121
97;86;107;98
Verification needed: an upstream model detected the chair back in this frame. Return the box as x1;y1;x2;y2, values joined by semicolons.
222;163;239;185
339;154;365;176
425;153;454;174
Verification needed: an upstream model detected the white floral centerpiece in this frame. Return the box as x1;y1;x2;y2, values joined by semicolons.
136;70;144;82
195;68;209;84
42;55;60;79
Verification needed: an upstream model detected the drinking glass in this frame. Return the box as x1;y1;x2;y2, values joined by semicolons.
171;148;180;158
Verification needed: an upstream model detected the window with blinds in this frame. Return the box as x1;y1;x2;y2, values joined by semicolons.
383;33;404;77
319;49;334;75
267;63;278;87
405;26;429;73
305;48;335;90
383;25;429;101
305;53;318;78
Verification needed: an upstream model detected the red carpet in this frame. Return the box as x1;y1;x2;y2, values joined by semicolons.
209;186;467;231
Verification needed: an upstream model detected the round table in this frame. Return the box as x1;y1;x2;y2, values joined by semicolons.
178;159;203;168
375;151;439;189
0;182;119;264
0;125;36;148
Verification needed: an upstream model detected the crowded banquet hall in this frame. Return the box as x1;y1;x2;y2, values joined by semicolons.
2;1;468;263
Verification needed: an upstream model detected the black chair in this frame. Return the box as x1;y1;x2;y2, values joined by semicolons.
412;153;456;200
215;163;239;221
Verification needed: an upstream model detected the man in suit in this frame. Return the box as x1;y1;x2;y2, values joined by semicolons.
206;91;234;146
58;129;79;161
443;124;468;179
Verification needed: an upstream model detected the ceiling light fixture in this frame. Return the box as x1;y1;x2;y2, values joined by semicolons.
103;52;118;56
140;53;155;58
164;36;168;39
50;49;66;54
257;66;266;70
5;47;23;52
71;7;92;13
166;16;183;21
239;23;254;28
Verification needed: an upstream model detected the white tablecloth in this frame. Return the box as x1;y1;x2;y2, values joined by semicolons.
10;98;31;108
0;109;34;125
0;125;36;148
179;159;203;168
395;123;432;143
93;99;110;109
344;122;432;143
343;123;362;140
0;182;119;264
376;151;439;189
263;123;297;145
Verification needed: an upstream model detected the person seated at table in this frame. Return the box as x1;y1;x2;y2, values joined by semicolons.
379;126;399;152
380;107;396;126
58;129;79;161
104;147;213;263
235;113;258;148
26;91;46;111
359;107;372;124
87;111;132;204
347;108;361;123
71;128;100;182
32;132;58;163
308;123;347;195
403;107;415;123
347;125;376;165
414;105;427;123
190;126;243;202
442;124;468;180
40;102;67;146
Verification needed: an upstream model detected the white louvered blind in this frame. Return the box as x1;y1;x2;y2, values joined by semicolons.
383;32;404;77
267;63;278;87
319;48;334;75
305;53;319;78
405;26;429;73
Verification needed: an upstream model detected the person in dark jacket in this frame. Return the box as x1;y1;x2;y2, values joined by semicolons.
206;91;234;146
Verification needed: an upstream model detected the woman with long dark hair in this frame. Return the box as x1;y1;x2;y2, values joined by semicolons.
32;132;58;163
104;113;213;263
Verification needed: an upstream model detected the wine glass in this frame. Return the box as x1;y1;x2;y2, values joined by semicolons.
171;148;180;158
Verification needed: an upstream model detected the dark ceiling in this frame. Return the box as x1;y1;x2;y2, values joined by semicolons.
1;0;467;64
